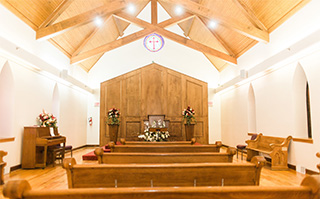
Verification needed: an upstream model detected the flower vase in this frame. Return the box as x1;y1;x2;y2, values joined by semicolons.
184;123;195;141
108;124;119;144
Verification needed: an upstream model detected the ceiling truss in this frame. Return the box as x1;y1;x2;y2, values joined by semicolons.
34;0;275;71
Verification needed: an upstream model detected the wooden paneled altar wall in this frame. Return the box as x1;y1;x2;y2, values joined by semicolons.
100;63;208;145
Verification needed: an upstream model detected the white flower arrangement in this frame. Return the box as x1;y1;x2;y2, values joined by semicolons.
138;130;170;142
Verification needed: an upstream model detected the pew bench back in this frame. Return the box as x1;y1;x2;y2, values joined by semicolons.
94;147;236;164
4;176;320;199
120;138;197;145
108;141;222;153
63;156;266;188
0;150;7;185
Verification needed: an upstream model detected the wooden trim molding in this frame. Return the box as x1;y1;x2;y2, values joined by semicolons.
10;164;21;172
247;133;313;144
292;137;313;144
0;137;15;143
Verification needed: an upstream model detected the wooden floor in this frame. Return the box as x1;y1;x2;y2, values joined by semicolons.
0;146;307;199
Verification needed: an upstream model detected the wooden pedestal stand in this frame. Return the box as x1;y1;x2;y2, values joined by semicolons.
185;124;195;141
108;125;119;143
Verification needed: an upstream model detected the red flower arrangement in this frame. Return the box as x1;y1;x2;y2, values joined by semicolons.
38;110;57;127
107;107;120;125
182;105;196;125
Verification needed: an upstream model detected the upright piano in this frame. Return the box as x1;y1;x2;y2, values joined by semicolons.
22;126;66;169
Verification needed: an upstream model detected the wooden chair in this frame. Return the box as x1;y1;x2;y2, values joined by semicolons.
236;134;257;160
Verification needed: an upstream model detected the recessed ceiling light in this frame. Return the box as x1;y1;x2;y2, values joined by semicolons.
175;5;184;15
208;20;218;29
94;16;103;26
127;3;136;14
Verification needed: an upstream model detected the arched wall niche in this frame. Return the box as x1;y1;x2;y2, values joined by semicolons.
0;61;14;138
52;83;60;126
293;62;311;138
248;83;257;133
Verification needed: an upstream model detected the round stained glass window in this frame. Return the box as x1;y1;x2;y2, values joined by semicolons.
143;33;164;52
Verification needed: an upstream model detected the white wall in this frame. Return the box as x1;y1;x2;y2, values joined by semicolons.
87;39;221;143
0;0;222;171
214;0;320;172
0;58;89;174
217;52;320;172
1;0;320;174
87;22;221;144
86;89;100;145
0;3;91;173
220;84;249;147
220;0;320;84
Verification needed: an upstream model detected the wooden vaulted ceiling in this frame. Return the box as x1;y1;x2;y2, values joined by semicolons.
0;0;310;72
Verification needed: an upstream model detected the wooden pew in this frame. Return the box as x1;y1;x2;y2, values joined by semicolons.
63;156;266;188
94;147;236;164
317;152;320;171
246;133;292;170
0;150;7;185
120;138;197;145
4;175;320;199
108;141;222;153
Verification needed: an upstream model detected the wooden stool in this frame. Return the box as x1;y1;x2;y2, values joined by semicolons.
236;145;246;160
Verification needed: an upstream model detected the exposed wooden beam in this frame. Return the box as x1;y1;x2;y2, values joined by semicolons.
151;0;157;25
232;0;267;32
85;54;105;72
158;13;194;28
113;16;125;37
182;17;195;37
115;12;194;30
49;38;71;58
39;0;74;29
83;1;150;71
155;27;237;65
71;28;155;64
36;0;140;40
114;12;152;29
198;16;235;57
0;0;38;30
72;14;112;57
114;12;236;65
159;0;269;43
268;0;311;32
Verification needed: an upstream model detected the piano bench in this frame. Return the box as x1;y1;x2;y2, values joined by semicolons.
49;147;64;166
57;145;73;157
